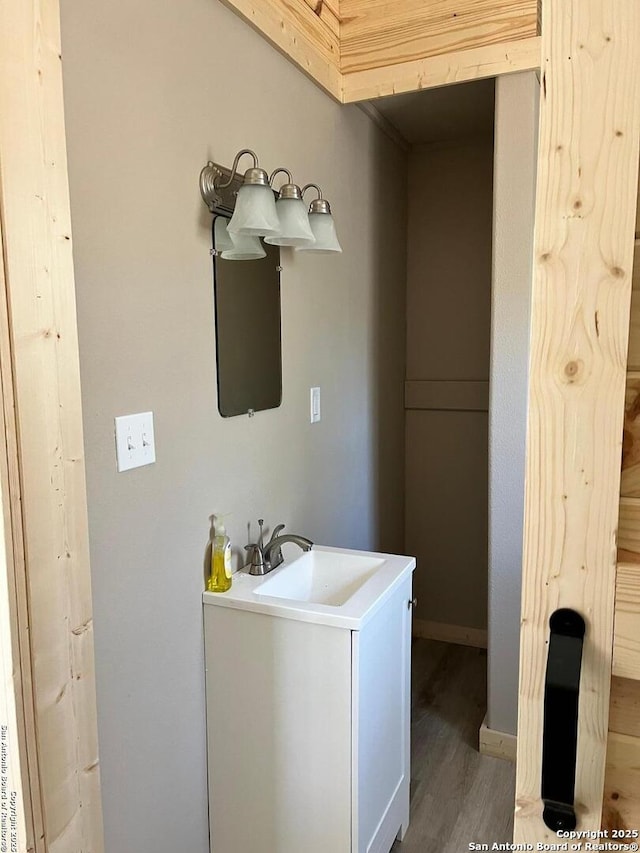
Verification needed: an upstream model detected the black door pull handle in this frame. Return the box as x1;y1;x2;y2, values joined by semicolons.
541;608;586;832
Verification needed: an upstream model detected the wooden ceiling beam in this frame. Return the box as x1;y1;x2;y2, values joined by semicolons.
341;36;541;103
301;0;341;40
217;0;542;103
339;0;538;75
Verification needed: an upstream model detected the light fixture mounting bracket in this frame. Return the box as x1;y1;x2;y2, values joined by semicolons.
199;162;243;217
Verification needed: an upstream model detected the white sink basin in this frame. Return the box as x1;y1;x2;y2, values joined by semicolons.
254;549;384;606
203;545;415;629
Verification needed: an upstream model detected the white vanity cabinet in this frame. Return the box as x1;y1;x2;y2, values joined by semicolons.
203;548;414;853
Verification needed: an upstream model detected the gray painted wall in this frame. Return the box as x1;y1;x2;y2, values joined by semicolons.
487;72;539;736
405;139;494;631
59;1;407;849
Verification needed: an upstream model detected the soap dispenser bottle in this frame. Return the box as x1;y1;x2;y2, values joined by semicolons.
208;516;232;593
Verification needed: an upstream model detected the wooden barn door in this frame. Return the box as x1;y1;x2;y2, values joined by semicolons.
515;0;640;842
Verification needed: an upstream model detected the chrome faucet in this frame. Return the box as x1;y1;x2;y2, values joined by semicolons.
244;519;313;575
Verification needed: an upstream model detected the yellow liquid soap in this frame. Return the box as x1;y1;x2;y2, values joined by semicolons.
208;549;231;592
208;517;232;592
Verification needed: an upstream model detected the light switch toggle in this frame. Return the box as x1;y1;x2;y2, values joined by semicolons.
310;387;321;424
115;412;156;472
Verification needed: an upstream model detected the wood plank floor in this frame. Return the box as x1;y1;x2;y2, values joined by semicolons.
393;639;516;852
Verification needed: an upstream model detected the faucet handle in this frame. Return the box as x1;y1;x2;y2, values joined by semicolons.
268;523;285;544
244;543;265;574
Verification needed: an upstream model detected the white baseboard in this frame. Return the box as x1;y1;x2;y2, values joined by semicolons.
479;715;517;762
412;618;488;649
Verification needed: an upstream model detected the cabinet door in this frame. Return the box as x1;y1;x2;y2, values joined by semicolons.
352;577;412;853
205;606;352;853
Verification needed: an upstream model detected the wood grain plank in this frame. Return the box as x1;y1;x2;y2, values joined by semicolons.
0;0;104;849
613;562;640;680
636;172;640;235
515;0;640;841
194;0;541;105
479;717;518;762
341;36;541;103
627;285;640;371
0;226;33;852
618;498;640;564
621;373;640;496
300;0;341;39
340;0;538;74
217;0;342;99
609;677;640;738
0;511;29;853
603;732;640;832
0;191;43;852
627;182;640;367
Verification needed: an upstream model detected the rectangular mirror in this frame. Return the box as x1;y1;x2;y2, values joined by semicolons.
213;216;282;417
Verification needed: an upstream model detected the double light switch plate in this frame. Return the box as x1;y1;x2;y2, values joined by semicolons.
115;411;156;472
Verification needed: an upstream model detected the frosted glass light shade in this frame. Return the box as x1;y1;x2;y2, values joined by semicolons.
265;198;315;247
228;184;280;237
214;217;265;260
214;217;234;252
295;213;342;253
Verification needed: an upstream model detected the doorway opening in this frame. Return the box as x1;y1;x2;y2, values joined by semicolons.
368;73;539;848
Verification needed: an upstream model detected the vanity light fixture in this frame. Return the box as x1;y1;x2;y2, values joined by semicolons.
199;150;341;257
213;216;265;261
264;168;315;248
296;184;342;254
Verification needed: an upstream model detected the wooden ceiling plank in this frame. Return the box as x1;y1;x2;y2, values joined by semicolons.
216;0;543;102
341;37;541;104
300;0;341;40
340;0;538;74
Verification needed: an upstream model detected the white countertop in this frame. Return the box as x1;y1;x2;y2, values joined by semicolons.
202;545;415;630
